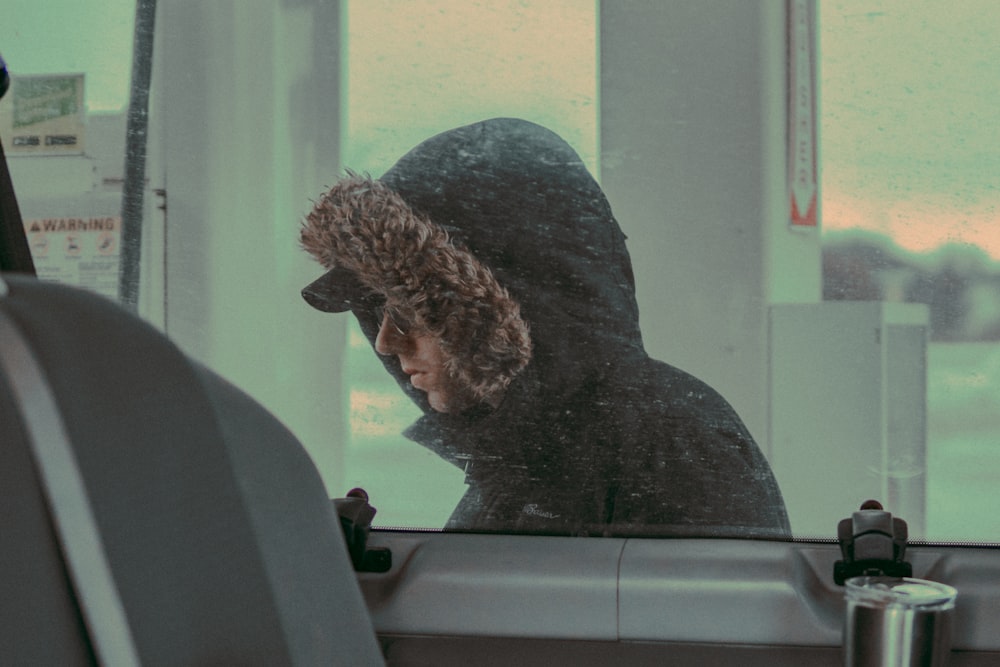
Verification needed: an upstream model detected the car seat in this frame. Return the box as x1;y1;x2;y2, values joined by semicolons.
0;273;385;666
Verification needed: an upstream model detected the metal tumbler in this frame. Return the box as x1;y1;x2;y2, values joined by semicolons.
844;576;957;667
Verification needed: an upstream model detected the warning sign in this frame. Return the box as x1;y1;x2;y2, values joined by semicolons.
0;74;86;156
25;216;121;300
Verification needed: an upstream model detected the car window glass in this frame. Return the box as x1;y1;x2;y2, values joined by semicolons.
337;0;598;529
3;1;998;543
1;0;135;299
820;0;1000;542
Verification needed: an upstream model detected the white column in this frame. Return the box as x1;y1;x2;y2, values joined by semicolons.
599;0;821;451
155;0;347;494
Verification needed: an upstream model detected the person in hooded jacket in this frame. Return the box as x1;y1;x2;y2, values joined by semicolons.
300;117;790;539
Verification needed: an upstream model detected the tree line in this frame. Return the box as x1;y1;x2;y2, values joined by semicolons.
823;230;1000;342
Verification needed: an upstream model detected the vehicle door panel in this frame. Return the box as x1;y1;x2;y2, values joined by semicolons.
359;532;1000;666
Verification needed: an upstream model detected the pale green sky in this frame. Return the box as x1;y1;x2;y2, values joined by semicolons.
342;0;598;174
2;0;997;257
820;0;1000;257
2;0;136;111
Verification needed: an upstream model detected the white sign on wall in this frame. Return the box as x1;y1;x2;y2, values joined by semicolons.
0;74;86;156
25;216;121;301
788;0;817;227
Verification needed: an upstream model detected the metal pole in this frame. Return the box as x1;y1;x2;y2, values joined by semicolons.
118;0;157;312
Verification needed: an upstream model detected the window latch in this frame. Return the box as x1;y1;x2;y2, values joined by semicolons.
833;499;912;585
332;488;392;573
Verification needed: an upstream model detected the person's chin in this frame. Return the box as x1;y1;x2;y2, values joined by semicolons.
428;390;474;415
427;394;453;414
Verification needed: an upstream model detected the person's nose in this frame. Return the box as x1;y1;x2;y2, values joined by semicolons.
374;312;409;356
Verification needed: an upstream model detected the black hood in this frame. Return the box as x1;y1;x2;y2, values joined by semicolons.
303;118;644;425
381;118;643;379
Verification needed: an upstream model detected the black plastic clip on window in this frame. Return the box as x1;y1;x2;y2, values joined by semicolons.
332;488;392;573
833;499;913;585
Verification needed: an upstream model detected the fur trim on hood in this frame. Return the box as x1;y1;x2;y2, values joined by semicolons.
300;172;532;406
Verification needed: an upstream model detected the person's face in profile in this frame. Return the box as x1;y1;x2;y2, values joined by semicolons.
374;305;477;414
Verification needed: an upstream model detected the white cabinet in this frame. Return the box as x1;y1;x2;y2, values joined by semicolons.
770;302;929;537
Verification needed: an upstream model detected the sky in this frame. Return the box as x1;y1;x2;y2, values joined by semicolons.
2;0;997;258
2;0;136;111
820;0;1000;258
342;0;598;174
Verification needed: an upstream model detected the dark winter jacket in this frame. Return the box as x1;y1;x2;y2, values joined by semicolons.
301;118;790;538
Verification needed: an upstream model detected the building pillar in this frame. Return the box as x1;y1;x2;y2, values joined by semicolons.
599;0;821;452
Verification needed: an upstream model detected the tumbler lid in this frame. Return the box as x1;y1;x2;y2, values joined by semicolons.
846;576;957;610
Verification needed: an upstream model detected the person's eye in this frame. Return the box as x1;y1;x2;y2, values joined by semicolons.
376;305;412;336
